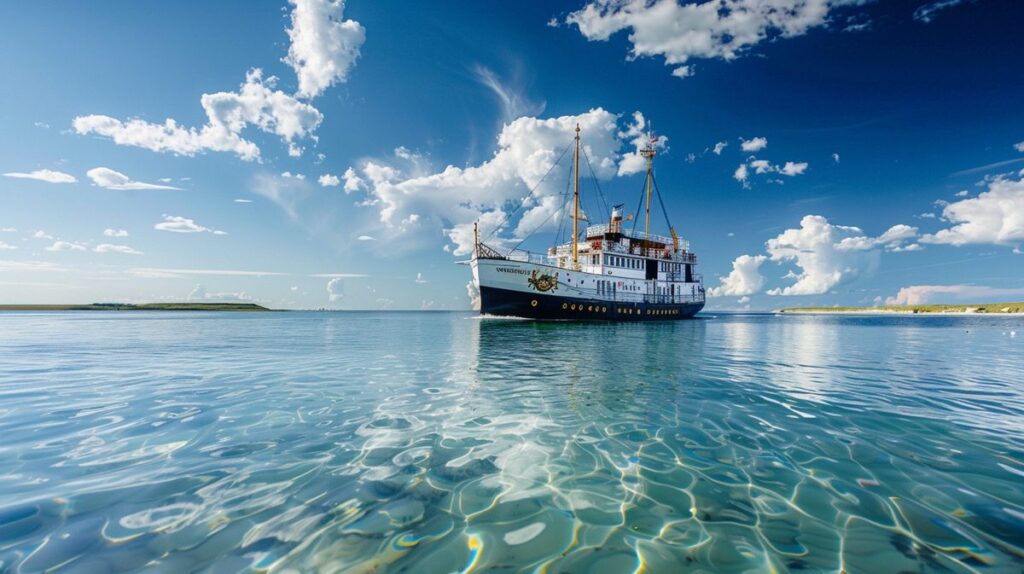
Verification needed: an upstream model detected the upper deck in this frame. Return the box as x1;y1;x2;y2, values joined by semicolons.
583;223;688;253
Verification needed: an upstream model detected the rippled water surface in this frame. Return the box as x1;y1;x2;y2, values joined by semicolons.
1;311;1023;573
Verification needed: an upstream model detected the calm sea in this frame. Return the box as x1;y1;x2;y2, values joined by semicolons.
0;311;1022;573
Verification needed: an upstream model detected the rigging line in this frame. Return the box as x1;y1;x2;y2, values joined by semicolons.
553;156;575;250
629;176;646;236
651;173;673;232
579;145;611;219
481;142;572;243
514;183;575;255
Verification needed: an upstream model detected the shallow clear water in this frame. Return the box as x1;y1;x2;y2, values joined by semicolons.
0;311;1022;573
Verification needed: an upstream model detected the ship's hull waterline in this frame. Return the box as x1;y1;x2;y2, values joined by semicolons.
479;285;703;321
472;258;704;321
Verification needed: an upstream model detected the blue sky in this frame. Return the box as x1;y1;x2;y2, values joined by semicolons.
1;0;1022;310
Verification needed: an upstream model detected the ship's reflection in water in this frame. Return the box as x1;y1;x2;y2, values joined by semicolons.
0;312;1021;573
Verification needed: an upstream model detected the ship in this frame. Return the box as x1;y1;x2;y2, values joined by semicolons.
469;124;705;321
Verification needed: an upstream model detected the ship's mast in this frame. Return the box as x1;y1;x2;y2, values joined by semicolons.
572;123;581;270
642;132;656;240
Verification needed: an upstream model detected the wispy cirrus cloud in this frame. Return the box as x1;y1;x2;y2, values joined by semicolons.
913;0;971;23
130;267;286;279
310;273;368;278
3;169;77;184
87;167;181;190
472;64;545;122
45;240;87;252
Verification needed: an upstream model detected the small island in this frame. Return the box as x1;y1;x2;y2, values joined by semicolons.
0;303;272;312
778;302;1024;315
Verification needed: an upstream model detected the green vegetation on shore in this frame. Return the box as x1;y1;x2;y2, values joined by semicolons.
0;303;272;312
778;302;1024;314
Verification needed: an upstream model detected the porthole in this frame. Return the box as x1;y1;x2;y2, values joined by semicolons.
562;303;568;310
531;299;538;307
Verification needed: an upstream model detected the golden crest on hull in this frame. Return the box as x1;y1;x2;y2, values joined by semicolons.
527;270;558;292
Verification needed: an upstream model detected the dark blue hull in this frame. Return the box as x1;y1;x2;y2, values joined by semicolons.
479;286;703;321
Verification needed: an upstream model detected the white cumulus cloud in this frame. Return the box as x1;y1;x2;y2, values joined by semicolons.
707;254;766;297
46;240;86;252
733;163;749;183
920;174;1024;247
342;166;364;193
565;0;866;78
72;69;321;162
735;157;808;184
712;141;727;155
886;284;1024;306
72;1;364;161
740;136;767;152
327;277;344;302
616;111;668;176
765;215;880;296
285;0;365;99
318;173;341;187
779;161;808;176
154;215;226;235
94;243;143;255
0;241;16;250
3;169;77;184
352;108;648;256
836;224;919;252
103;228;129;237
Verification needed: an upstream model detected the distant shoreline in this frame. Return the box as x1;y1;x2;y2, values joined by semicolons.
0;303;273;312
777;302;1024;316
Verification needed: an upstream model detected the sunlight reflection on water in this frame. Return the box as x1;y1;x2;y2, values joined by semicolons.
0;311;1021;573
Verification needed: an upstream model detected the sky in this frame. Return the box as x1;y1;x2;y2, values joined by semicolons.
1;0;1022;310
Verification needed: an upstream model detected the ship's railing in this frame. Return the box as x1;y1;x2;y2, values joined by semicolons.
662;272;704;282
505;250;549;265
496;246;698;269
569;284;706;305
475;242;507;260
549;242;695;263
585;291;706;304
586;224;676;246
